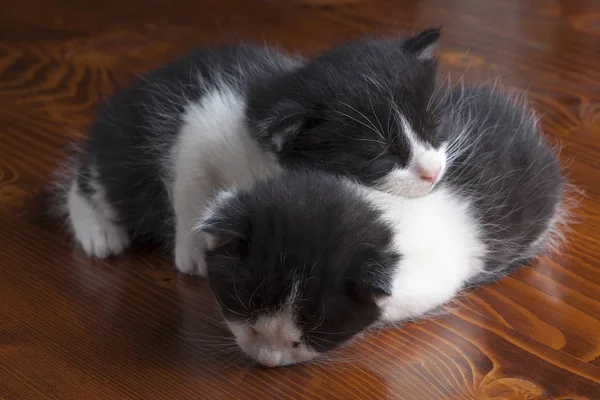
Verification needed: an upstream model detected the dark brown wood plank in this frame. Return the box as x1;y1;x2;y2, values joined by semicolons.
1;0;599;398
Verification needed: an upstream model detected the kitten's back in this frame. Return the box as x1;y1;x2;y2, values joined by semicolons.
73;44;301;243
443;84;564;281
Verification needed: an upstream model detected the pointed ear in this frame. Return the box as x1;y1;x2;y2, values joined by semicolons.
196;191;249;252
344;248;399;303
200;224;246;252
402;26;442;60
266;100;310;152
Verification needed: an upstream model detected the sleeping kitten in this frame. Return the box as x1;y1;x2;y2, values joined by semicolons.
197;84;564;367
57;28;448;275
247;26;448;196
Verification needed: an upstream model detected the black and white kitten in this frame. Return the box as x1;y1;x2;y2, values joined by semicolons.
59;28;448;275
196;84;565;367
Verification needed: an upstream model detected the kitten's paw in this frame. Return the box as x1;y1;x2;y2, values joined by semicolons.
68;182;130;258
75;220;130;259
175;240;207;277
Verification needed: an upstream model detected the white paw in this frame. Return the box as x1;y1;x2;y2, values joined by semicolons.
175;237;207;277
68;182;130;259
74;219;130;258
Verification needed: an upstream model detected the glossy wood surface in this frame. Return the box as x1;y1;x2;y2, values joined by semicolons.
2;0;600;398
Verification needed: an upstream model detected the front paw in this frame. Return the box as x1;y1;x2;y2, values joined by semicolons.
174;240;207;277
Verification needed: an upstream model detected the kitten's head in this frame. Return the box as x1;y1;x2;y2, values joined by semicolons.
248;27;449;197
197;172;400;366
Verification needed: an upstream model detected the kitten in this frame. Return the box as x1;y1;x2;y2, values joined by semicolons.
56;28;448;275
197;84;564;367
247;26;448;196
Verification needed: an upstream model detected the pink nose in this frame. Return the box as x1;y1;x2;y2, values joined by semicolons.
416;164;440;184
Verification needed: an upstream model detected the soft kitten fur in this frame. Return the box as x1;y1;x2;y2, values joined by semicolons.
57;28;449;275
197;84;564;367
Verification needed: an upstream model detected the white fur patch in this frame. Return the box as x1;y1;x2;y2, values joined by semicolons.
168;84;281;276
364;186;485;322
378;116;447;197
67;179;130;258
226;297;320;367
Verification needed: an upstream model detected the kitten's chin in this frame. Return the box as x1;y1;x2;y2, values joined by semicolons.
405;185;435;198
376;179;435;198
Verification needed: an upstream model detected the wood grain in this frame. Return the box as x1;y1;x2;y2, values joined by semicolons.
1;0;600;398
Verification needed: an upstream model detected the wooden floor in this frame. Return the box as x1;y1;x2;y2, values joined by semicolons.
1;0;600;399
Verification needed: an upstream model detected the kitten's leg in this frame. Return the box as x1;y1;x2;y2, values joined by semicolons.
172;178;210;276
67;174;130;258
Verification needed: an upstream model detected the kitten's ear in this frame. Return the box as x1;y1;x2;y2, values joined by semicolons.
345;248;398;303
196;191;249;252
402;26;441;60
200;225;245;252
266;100;310;152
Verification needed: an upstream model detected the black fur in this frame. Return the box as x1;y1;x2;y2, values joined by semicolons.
201;171;400;352
201;84;565;354
441;84;564;283
247;28;447;185
75;45;300;243
71;28;444;246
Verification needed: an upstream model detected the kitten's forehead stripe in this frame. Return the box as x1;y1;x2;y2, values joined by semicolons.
399;114;423;150
254;287;301;342
399;114;433;166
